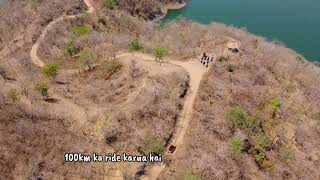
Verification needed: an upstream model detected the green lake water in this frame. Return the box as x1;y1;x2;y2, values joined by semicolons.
162;0;320;61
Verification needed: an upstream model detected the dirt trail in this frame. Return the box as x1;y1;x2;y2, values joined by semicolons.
118;53;208;180
30;0;94;68
28;0;96;123
27;0;209;179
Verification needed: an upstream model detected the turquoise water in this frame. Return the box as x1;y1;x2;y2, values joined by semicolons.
162;0;320;61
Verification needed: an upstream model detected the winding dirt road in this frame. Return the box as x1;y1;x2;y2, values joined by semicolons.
28;0;210;179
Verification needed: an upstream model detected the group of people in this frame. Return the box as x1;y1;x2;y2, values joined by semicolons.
200;52;213;68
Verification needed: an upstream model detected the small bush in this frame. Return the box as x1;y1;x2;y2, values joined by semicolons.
255;151;266;163
103;0;115;9
268;98;281;119
71;25;92;36
34;82;49;100
130;38;143;51
7;88;19;103
64;38;79;56
270;98;281;108
153;45;167;61
225;106;256;128
229;137;244;157
183;171;202;180
42;63;59;81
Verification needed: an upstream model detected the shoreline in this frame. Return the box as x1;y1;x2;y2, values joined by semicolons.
154;2;187;22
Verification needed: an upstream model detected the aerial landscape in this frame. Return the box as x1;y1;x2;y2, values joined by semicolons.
0;0;320;179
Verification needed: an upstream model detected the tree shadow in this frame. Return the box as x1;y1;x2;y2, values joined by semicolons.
45;97;61;104
55;81;68;85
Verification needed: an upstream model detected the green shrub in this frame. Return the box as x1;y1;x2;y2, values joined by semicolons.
254;133;270;151
153;45;167;61
42;63;59;80
34;82;49;100
103;0;115;9
99;60;122;79
270;98;281;108
139;136;166;155
225;106;256;128
312;112;320;123
130;38;143;51
64;38;79;56
229;137;244;157
255;151;266;163
71;25;92;36
183;171;202;180
268;98;281;119
7;88;19;103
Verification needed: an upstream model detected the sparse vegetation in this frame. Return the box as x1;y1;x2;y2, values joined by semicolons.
312;112;320;123
138;135;166;155
41;63;59;81
225;106;256;128
71;25;92;36
99;60;122;79
285;83;296;93
103;0;115;9
253;133;270;151
7;88;19;103
34;82;49;100
79;50;95;70
2;1;320;179
229;137;244;157
279;144;294;161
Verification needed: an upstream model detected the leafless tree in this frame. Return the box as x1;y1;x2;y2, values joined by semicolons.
129;60;139;78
